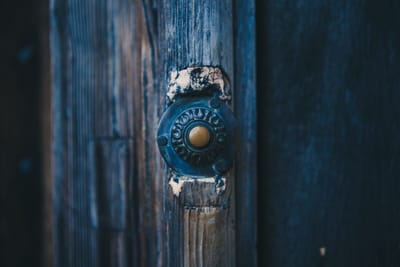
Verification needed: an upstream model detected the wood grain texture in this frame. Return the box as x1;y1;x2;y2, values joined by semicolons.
233;0;257;266
51;0;257;265
88;139;134;267
258;1;400;266
50;0;162;266
157;0;237;266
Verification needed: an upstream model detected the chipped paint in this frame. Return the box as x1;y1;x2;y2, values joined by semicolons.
169;178;186;197
168;173;227;197
167;66;231;103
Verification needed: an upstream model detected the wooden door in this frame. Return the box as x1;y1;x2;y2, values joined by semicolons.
48;1;400;267
257;1;400;267
49;0;256;266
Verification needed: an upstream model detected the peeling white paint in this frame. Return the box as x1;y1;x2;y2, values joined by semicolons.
169;178;186;197
167;66;231;103
168;173;227;197
193;177;215;183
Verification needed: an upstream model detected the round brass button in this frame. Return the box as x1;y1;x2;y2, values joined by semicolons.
188;126;211;148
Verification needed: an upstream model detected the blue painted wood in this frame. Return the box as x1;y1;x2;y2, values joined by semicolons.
158;1;237;266
51;0;258;265
258;1;400;266
234;0;257;266
50;0;162;266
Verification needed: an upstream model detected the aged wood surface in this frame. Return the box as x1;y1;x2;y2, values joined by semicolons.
233;0;257;266
158;0;237;266
51;0;257;266
258;1;400;266
50;0;162;266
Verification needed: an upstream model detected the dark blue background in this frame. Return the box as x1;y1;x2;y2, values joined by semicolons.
258;1;400;266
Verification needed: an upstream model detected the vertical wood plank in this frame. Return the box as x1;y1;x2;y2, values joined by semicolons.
88;139;134;267
132;1;164;266
233;0;258;266
51;0;257;265
258;1;400;266
50;0;162;266
158;1;237;266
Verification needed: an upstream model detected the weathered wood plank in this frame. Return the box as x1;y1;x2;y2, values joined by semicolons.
131;1;164;266
258;1;400;266
88;139;134;267
50;0;162;266
158;1;237;266
233;0;257;266
51;0;257;265
183;207;234;267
